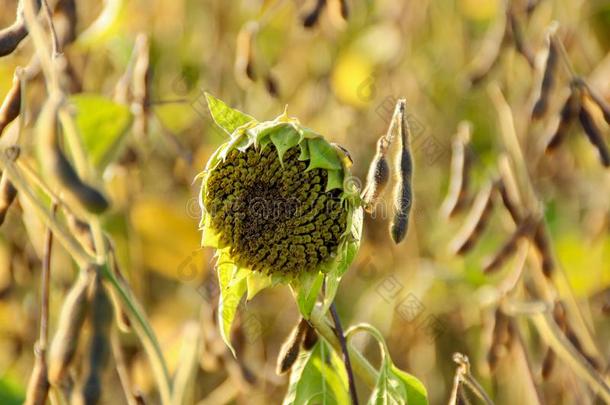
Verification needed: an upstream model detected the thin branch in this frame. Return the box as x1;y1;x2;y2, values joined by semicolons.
111;330;139;405
39;202;57;349
40;0;61;57
330;302;359;405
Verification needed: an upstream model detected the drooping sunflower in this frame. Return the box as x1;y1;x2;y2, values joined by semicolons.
198;94;362;351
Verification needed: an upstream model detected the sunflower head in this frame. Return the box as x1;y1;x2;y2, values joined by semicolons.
198;94;362;352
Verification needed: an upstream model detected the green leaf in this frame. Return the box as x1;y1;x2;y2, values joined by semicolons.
326;169;344;192
350;324;428;405
70;93;133;170
246;272;273;300
389;365;429;405
292;271;325;318
216;255;247;355
298;140;310;161
205;92;256;135
0;376;24;405
283;340;350;405
270;125;301;165
322;206;362;314
307;138;343;171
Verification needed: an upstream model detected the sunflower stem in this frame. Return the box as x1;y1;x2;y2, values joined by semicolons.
330;302;359;405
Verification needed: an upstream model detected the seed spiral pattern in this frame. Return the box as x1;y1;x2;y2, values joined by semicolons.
205;144;347;274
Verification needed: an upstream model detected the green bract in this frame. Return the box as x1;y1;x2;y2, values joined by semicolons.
198;94;362;353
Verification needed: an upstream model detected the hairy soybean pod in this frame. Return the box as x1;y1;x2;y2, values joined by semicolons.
338;0;349;19
0;71;22;136
24;355;49;405
507;11;535;69
0;0;41;56
276;317;309;375
532;32;558;119
48;270;93;385
73;275;113;405
390;99;413;244
235;22;258;87
546;88;580;152
38;96;109;213
441;122;471;218
0;172;18;226
532;225;554;277
487;308;510;373
301;320;318;351
362;137;390;212
578;98;610;167
449;181;494;255
541;348;555;379
303;0;326;28
484;216;537;274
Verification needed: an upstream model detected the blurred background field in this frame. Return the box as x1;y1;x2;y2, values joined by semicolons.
1;0;609;403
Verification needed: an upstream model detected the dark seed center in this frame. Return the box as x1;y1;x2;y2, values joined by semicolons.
204;144;347;274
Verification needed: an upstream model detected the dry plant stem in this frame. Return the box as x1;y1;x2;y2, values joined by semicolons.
329;302;359;405
509;320;544;405
310;306;378;388
40;203;57;348
451;353;494;405
528;311;610;402
111;330;140;405
41;0;60;57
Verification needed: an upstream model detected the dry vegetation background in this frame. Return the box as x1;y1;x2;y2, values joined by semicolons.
1;0;610;404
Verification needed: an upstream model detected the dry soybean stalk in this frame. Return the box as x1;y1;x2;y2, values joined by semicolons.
390;99;413;244
449;353;494;405
532;25;559;120
441;122;472;218
132;34;151;137
449;180;494;255
487;308;511;373
23;204;57;405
